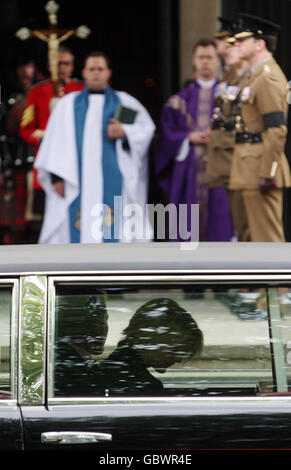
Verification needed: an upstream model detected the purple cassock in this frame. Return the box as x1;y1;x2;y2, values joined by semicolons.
155;80;233;242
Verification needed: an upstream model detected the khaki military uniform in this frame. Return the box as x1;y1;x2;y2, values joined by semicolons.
206;67;250;241
229;57;291;242
221;65;238;87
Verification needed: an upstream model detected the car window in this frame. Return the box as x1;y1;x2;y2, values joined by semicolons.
0;287;13;400
270;286;291;394
50;284;285;399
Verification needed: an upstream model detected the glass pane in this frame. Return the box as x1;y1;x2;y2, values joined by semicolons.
53;285;273;398
274;287;291;393
0;288;12;400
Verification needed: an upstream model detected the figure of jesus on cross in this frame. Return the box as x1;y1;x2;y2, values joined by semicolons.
16;0;90;95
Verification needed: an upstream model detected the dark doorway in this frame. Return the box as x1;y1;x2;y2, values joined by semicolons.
0;0;179;125
0;0;179;229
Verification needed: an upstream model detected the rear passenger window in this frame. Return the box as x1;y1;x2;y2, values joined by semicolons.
0;287;13;400
51;284;283;398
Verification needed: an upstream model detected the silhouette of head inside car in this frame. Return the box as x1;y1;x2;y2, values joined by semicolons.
95;297;203;396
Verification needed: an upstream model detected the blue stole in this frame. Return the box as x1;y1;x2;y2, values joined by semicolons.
69;86;122;242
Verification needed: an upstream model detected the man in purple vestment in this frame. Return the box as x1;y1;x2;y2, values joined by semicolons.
155;38;233;242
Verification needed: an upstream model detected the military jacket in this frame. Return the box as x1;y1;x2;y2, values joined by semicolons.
19;78;84;147
19;78;84;189
229;57;291;190
206;67;249;187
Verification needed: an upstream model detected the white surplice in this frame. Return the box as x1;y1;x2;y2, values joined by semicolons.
34;90;156;244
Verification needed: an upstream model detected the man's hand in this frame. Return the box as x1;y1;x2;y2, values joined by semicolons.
189;130;210;145
31;129;45;141
107;119;125;140
259;177;277;194
53;180;65;197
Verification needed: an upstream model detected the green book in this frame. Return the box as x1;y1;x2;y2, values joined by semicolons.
114;104;137;124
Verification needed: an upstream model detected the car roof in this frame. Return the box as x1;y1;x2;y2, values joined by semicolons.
0;242;290;275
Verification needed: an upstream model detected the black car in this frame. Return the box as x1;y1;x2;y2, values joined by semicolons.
1;241;291;450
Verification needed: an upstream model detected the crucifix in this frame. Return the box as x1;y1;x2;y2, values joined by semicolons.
16;0;90;96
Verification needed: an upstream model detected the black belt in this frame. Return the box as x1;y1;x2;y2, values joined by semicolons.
236;132;262;143
212;119;236;131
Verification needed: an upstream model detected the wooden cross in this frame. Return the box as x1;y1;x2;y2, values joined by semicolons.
16;0;90;96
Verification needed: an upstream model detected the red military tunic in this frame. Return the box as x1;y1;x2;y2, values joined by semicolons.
20;78;84;189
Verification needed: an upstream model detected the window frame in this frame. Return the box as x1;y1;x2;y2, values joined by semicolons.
0;279;18;406
46;274;291;405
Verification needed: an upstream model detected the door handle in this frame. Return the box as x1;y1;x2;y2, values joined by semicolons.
41;431;112;445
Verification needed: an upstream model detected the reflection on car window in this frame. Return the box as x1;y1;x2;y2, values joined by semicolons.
0;288;12;400
54;289;108;396
53;286;276;398
271;287;291;394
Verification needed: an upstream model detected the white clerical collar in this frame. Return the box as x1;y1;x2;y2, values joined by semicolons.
89;93;104;101
196;78;216;89
250;55;272;74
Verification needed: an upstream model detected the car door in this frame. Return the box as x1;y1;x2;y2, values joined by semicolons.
0;280;23;450
21;275;291;450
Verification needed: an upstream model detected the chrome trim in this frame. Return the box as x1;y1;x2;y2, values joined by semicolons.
10;280;18;401
0;400;18;407
18;277;23;405
48;274;291;284
47;396;291;406
47;277;56;399
41;431;112;444
0;280;18;402
2;269;291;278
19;276;47;405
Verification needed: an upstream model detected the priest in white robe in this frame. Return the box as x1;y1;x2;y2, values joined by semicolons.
34;51;155;244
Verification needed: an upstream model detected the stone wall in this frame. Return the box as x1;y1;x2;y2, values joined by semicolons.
179;0;221;87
